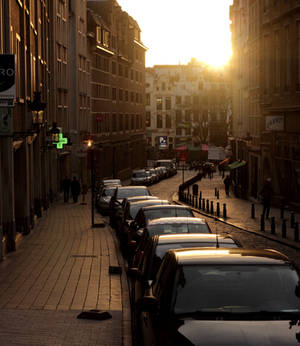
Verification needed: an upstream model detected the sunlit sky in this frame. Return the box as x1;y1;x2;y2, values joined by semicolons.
117;0;233;68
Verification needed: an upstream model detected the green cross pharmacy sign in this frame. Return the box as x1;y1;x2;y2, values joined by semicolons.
53;132;68;149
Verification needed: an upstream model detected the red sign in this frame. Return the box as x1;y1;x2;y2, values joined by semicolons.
201;144;208;151
96;115;103;122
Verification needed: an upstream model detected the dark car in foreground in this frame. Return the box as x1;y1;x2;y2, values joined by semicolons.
135;248;300;346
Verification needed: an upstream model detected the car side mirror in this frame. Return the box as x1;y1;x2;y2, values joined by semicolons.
136;295;159;313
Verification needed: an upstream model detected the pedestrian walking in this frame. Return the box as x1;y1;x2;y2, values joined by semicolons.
62;176;71;203
223;175;231;196
81;183;88;205
260;178;273;219
70;177;81;203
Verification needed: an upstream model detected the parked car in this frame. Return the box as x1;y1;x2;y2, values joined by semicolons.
126;206;195;262
131;169;152;186
109;186;151;228
117;199;171;255
130;217;213;267
148;168;159;183
95;184;121;215
155;159;177;176
129;233;241;318
135;248;300;346
154;167;163;181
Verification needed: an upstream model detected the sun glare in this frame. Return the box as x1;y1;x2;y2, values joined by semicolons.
117;0;233;68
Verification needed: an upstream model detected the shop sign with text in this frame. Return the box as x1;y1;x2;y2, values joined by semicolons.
0;54;16;99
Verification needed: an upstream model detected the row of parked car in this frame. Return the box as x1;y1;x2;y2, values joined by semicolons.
95;178;300;346
131;159;177;186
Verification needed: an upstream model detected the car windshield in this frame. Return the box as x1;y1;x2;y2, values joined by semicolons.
147;222;208;236
132;172;146;178
156;242;237;258
171;265;300;315
117;189;149;198
145;209;193;222
102;188;116;197
130;201;168;219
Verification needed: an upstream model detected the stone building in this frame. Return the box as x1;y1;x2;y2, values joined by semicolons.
145;60;230;160
86;0;147;180
230;0;300;207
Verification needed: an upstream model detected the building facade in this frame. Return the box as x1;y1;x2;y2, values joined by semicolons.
230;0;300;207
86;0;147;180
145;60;231;160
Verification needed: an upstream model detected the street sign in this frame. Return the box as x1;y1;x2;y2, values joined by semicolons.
0;107;12;136
0;54;16;99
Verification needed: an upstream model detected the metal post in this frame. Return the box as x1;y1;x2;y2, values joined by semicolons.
206;199;209;212
202;198;205;210
214;187;217;196
271;216;275;234
260;214;265;232
198;197;201;209
216;202;220;217
199;191;202;200
295;222;299;242
281;219;287;238
210;201;214;215
251;203;255;219
223;203;227;218
216;189;219;199
91;148;95;227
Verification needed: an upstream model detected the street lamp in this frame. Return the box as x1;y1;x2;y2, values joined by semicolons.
27;91;46;131
87;140;104;228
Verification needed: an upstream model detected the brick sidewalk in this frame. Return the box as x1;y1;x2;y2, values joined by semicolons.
0;196;131;346
178;172;300;250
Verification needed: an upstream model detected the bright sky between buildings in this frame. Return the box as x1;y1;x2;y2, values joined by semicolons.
117;0;233;68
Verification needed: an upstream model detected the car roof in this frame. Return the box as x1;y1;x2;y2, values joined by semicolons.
132;169;146;172
129;199;169;206
141;205;191;212
124;196;158;202
148;216;204;225
117;186;147;190
103;184;121;190
156;234;236;245
102;179;121;184
170;248;290;265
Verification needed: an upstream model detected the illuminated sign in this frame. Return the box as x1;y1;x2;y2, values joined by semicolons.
0;54;16;99
265;115;284;131
159;136;167;149
53;133;68;149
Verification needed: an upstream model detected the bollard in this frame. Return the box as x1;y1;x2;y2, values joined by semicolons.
251;203;255;219
199;191;202;200
260;214;265;232
198;197;201;209
291;211;295;228
281;219;287;238
223;203;227;218
202;198;205;210
214;187;217;196
189;194;192;205
210;201;214;215
216;202;220;217
206;200;210;212
280;207;284;219
192;195;195;207
271;216;275;235
195;197;198;208
217;189;219;199
295;222;299;242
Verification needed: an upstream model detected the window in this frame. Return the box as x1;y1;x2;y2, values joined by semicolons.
166;114;171;128
125;90;128;102
119;89;123;101
146;93;150;105
275;30;280;90
156;97;163;110
119;64;123;76
112;87;117;100
112;61;116;74
146;111;151;127
165;97;171;110
297;22;300;87
176;96;182;105
157;114;162;128
176;110;182;123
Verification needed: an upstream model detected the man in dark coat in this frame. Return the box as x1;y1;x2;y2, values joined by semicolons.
260;178;273;219
70;177;81;203
223;175;231;196
62;176;71;203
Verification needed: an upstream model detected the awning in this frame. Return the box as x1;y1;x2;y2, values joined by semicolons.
218;157;230;166
228;160;247;170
